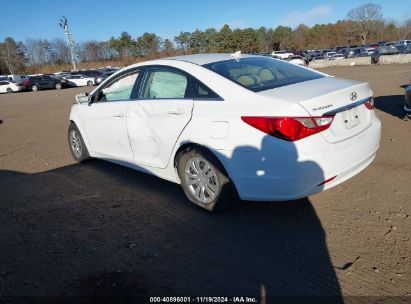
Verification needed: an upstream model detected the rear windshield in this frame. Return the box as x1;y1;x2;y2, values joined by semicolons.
203;56;324;92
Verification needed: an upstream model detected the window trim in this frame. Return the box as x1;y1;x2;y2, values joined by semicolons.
91;67;142;104
137;65;193;101
137;65;223;101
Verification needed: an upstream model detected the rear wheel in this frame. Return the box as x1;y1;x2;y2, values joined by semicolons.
177;147;232;212
6;88;12;93
87;81;93;86
31;85;39;91
55;83;62;89
68;123;90;162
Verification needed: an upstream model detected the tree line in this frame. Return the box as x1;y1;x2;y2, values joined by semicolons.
1;3;410;74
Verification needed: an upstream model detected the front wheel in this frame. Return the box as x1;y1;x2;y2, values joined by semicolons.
87;81;93;86
177;147;232;212
55;83;62;89
31;85;39;91
68;123;90;162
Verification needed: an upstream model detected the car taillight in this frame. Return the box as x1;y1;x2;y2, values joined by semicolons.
241;116;334;142
364;97;375;110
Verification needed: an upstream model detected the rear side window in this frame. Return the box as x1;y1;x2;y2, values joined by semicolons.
0;81;8;85
191;79;220;99
203;57;324;92
139;69;189;99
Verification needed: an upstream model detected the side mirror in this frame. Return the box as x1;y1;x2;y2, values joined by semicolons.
75;92;90;104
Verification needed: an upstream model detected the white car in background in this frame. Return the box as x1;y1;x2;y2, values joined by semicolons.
331;54;345;60
288;55;305;66
0;80;25;93
324;51;336;60
271;50;294;60
67;74;95;87
68;53;381;211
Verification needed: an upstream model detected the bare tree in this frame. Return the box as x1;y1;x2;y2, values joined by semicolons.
0;38;25;74
397;19;411;40
347;3;382;44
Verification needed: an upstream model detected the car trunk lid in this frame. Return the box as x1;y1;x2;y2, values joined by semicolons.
256;76;373;143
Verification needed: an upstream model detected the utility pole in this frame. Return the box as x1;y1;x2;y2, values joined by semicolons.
59;16;77;71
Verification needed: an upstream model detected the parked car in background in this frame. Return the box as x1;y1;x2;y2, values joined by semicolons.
306;51;321;61
288;55;305;66
28;75;66;91
371;46;401;64
351;47;369;57
68;53;381;211
396;40;411;46
0;80;25;93
71;70;103;78
365;44;379;55
330;54;345;60
67;74;95;87
7;75;29;83
271;50;294;60
324;51;336;60
95;71;116;85
398;45;411;54
340;48;355;58
311;55;325;61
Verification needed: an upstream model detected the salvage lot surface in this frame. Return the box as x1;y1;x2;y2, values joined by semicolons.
0;64;410;302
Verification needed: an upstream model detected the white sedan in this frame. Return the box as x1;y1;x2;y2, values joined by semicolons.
0;80;25;93
66;75;95;87
68;53;381;211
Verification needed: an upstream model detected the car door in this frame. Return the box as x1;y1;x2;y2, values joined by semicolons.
40;76;51;88
82;69;140;161
69;76;80;86
127;66;194;168
0;81;7;93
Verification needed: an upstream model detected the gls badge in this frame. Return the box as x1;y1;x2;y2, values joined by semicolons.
350;92;358;101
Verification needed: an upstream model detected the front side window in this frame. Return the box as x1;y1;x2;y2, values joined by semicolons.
99;72;139;102
139;69;189;99
203;56;324;92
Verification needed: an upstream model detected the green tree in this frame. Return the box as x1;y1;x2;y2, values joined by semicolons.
174;32;191;53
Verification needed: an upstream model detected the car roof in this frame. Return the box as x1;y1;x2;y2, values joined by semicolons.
163;53;259;65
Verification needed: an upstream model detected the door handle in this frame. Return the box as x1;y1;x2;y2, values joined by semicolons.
113;112;124;118
167;108;185;115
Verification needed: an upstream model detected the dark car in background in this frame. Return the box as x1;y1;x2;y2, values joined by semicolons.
94;71;116;85
28;75;67;91
71;70;103;78
371;45;401;64
397;44;411;54
351;47;369;57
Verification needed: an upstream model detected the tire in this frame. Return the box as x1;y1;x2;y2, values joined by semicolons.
55;83;62;90
68;123;90;162
31;85;39;91
177;147;233;212
87;81;93;86
6;88;13;93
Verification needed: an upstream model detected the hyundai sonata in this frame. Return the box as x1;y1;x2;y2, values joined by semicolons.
68;53;381;211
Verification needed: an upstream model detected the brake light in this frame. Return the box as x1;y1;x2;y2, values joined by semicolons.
241;116;334;142
364;97;375;110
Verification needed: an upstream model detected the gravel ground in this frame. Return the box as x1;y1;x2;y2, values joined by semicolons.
0;64;410;303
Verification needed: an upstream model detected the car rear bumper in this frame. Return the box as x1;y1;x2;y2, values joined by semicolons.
221;117;381;201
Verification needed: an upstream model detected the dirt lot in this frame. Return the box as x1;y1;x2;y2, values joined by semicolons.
0;64;410;303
